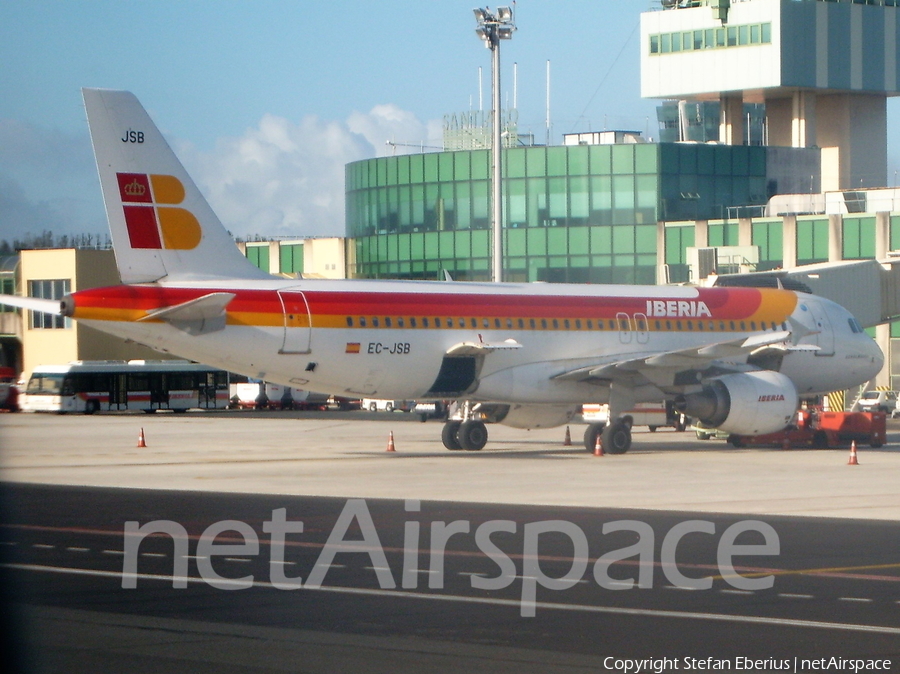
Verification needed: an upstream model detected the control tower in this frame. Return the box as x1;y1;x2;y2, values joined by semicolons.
641;0;900;190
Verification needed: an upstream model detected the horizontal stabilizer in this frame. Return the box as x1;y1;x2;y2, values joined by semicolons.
0;294;63;315
138;292;235;335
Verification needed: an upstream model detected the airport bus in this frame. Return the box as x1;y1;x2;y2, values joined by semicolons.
21;360;229;414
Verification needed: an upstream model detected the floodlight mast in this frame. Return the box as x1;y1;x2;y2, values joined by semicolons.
473;6;515;283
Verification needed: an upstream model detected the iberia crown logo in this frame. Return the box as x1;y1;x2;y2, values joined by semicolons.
115;173;201;250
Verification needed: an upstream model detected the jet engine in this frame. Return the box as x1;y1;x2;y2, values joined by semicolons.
481;403;578;430
675;371;798;436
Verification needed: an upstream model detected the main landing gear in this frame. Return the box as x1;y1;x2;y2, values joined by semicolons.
441;419;488;451
583;419;632;454
441;401;489;451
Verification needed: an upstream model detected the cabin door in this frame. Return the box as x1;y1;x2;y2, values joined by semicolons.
277;289;312;354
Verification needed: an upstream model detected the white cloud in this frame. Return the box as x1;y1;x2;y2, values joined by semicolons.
181;106;437;239
0;106;437;244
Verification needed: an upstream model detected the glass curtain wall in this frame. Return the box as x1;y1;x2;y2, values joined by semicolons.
347;144;660;283
346;143;767;284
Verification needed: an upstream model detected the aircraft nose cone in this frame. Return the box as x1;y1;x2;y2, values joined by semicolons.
868;338;885;376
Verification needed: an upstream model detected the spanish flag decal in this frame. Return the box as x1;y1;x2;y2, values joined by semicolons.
346;343;361;354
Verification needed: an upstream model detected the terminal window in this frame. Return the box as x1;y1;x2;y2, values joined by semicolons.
28;279;71;329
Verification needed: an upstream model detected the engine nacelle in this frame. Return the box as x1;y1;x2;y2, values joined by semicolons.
488;404;578;430
675;371;798;436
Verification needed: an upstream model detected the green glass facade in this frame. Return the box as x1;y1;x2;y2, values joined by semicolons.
346;143;768;283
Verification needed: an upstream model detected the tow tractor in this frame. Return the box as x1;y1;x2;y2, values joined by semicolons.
725;409;886;449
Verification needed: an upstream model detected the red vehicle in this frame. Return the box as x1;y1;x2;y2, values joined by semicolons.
0;366;19;412
728;410;886;449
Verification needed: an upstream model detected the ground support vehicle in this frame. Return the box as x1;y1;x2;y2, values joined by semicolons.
727;410;886;449
414;400;449;422
22;361;228;414
229;381;329;410
0;366;19;412
362;398;415;413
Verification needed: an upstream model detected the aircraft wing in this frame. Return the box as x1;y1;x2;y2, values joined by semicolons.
552;330;808;388
0;294;63;314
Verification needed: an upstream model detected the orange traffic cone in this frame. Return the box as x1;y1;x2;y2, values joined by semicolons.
563;426;572;446
847;440;859;465
593;432;604;457
137;428;147;448
386;431;396;452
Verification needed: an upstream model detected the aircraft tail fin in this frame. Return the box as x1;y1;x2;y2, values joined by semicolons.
82;88;269;283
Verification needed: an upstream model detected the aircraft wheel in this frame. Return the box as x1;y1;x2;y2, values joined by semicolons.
441;421;463;450
583;423;605;452
457;420;488;451
602;420;631;454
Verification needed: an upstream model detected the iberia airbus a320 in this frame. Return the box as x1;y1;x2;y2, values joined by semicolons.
1;89;884;452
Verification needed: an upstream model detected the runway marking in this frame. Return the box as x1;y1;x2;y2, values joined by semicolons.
66;547;90;553
224;557;252;563
778;593;814;600
838;597;874;603
719;589;753;595
140;552;166;558
31;544;55;550
6;562;900;636
711;562;900;582
102;550;125;556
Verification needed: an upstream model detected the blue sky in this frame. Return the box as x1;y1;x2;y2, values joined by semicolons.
2;1;900;243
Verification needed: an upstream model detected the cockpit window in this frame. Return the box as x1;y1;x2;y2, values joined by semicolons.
848;318;864;334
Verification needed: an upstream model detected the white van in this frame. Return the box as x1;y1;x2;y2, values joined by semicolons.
581;401;688;432
362;398;414;412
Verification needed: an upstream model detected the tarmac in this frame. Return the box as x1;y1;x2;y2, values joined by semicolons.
1;409;899;520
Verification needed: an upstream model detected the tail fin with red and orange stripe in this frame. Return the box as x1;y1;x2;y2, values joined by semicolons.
82;88;268;284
